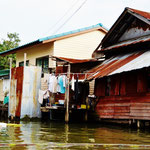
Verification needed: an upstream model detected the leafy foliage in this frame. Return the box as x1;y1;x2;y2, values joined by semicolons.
0;33;20;69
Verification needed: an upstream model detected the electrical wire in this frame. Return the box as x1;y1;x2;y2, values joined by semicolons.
42;0;81;36
52;0;88;34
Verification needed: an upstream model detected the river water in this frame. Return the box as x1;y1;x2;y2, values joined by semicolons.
0;121;150;149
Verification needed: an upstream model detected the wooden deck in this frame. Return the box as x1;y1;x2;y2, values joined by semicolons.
41;106;88;122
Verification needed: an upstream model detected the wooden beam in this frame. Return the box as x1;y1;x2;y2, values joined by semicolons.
65;64;71;123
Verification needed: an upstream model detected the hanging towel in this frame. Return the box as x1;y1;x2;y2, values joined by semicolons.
58;75;66;94
48;74;55;93
38;90;45;104
62;75;67;87
53;76;58;93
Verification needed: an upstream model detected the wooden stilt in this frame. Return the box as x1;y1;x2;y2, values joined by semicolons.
129;119;131;126
137;120;140;128
65;124;69;142
85;97;88;122
65;64;71;123
11;115;14;121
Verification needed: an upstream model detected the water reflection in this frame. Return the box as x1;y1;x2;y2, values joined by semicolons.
0;121;150;149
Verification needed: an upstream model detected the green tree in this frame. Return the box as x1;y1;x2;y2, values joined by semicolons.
0;33;20;69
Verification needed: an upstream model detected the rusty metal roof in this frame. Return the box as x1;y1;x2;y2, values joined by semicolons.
110;50;150;75
51;56;98;64
95;7;150;54
129;8;150;20
100;35;150;52
86;51;145;80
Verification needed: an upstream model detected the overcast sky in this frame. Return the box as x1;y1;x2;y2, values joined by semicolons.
0;0;150;45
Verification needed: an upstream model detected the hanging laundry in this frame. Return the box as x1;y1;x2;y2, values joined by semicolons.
4;96;9;105
57;76;61;93
58;75;66;94
43;73;49;83
75;75;79;101
71;75;75;91
38;90;45;104
62;75;68;87
53;76;58;93
43;90;49;99
48;74;68;94
38;90;50;105
48;74;53;92
48;74;57;93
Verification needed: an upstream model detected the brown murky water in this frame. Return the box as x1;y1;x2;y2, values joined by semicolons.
0;121;150;149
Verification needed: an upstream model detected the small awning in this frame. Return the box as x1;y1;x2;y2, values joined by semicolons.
51;56;98;64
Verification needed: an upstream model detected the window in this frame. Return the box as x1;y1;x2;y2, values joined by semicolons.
19;60;29;67
36;56;49;73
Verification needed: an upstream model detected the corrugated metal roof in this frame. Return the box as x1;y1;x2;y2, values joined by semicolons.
0;23;107;56
86;51;144;80
52;56;98;64
110;50;150;75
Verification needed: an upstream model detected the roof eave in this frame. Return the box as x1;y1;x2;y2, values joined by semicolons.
127;9;150;25
0;40;42;56
99;8;129;48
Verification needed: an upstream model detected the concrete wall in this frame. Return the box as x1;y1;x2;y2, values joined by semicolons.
16;43;55;68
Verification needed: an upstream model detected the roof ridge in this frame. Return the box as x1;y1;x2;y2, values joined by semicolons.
39;23;107;42
0;23;107;56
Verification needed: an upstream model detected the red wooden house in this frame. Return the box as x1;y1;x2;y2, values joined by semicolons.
87;8;150;123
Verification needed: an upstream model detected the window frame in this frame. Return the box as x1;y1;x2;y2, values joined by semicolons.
36;55;49;73
19;60;29;67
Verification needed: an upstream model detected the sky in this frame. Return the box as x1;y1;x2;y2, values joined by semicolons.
0;0;150;45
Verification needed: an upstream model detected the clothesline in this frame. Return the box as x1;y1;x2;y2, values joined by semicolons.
25;64;94;75
54;72;95;75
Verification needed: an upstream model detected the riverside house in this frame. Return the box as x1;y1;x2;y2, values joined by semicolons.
86;8;150;125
